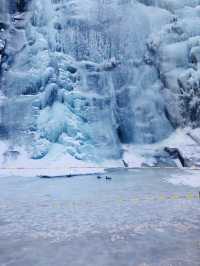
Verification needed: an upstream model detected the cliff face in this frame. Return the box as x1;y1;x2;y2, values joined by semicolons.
0;0;200;162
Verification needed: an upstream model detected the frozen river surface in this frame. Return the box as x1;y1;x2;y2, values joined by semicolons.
0;169;200;266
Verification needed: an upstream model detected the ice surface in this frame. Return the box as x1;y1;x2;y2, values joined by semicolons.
168;170;200;187
0;169;200;265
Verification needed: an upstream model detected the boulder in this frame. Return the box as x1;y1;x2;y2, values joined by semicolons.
164;147;189;167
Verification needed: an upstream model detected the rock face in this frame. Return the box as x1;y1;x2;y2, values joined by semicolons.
164;147;189;167
0;39;5;66
0;0;200;162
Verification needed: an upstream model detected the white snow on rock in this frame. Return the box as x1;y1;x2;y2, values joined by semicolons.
123;127;200;168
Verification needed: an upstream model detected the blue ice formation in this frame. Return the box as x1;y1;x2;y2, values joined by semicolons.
1;0;199;162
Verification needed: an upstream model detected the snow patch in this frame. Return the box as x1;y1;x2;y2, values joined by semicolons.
168;170;200;187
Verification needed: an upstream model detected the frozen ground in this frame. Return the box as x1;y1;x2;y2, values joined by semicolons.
0;168;200;266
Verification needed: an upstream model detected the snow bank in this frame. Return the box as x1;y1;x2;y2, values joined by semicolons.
1;127;200;178
0;142;125;177
123;128;200;168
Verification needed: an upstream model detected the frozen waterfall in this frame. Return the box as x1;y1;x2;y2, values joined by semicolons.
2;0;191;162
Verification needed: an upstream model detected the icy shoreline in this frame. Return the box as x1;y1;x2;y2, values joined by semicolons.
0;128;200;189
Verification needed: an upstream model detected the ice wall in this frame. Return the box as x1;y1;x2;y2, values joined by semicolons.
147;0;200;128
1;0;199;162
0;0;122;161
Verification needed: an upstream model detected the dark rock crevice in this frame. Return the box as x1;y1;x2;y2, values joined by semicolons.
164;147;189;167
